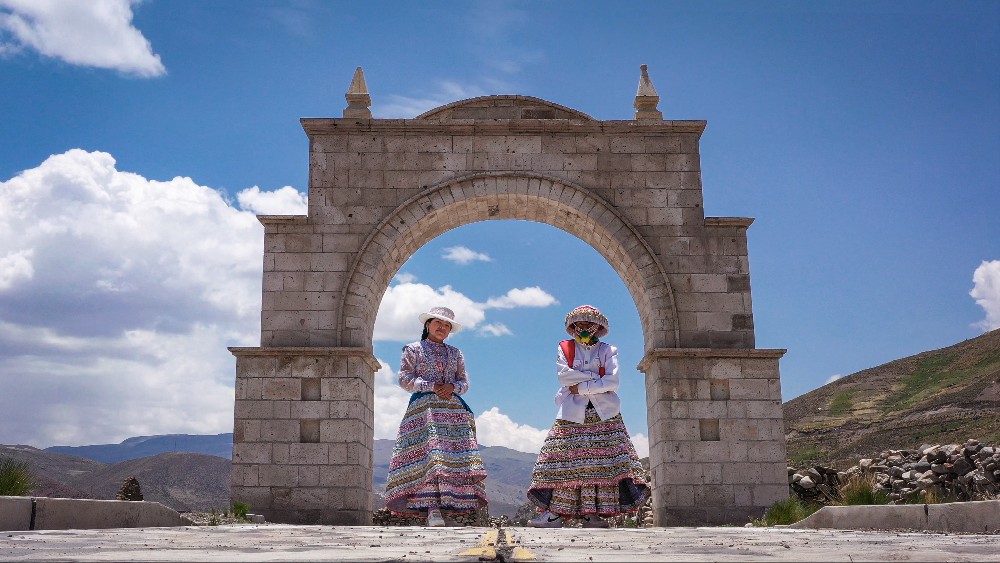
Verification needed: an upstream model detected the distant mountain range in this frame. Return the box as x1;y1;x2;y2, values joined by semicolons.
0;444;231;512
5;328;998;517
44;433;234;463
2;434;536;517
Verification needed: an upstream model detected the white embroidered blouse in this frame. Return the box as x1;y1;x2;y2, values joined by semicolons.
553;340;621;423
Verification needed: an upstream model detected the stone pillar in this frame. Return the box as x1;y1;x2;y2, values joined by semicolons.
640;348;788;526
229;347;378;525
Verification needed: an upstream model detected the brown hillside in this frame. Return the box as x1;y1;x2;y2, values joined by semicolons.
784;328;1000;468
65;452;231;512
0;446;230;513
0;444;104;489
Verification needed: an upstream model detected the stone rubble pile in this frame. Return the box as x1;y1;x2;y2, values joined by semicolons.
789;439;1000;504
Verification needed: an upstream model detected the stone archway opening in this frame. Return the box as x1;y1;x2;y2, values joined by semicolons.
230;67;787;526
370;217;651;428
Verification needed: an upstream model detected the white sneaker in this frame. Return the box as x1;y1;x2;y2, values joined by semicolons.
426;509;445;527
582;515;609;528
528;510;563;528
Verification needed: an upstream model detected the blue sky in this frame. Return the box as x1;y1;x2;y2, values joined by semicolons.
1;1;997;456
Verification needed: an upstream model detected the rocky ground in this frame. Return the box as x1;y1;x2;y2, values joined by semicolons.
179;512;266;526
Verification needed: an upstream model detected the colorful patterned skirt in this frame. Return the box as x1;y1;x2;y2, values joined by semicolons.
384;392;488;517
527;406;650;518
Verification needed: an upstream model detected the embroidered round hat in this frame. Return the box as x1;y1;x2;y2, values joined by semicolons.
418;306;462;333
564;304;609;338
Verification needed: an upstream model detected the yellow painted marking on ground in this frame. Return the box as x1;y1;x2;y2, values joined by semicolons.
456;528;536;561
457;529;497;558
499;529;537;561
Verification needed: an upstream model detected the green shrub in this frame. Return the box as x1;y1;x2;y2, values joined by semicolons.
787;446;823;466
0;456;36;496
835;473;890;505
232;501;251;520
829;391;854;415
751;496;819;526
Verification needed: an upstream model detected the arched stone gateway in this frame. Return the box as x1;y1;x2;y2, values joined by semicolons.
229;67;788;526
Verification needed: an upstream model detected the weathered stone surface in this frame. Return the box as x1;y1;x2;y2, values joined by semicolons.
233;74;786;526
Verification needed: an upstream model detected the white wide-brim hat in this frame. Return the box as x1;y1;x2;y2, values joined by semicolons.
564;304;609;338
419;306;463;333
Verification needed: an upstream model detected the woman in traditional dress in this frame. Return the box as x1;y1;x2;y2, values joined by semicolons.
527;304;650;528
383;306;488;527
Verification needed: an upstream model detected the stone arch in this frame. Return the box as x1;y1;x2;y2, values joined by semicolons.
230;79;788;527
337;171;678;351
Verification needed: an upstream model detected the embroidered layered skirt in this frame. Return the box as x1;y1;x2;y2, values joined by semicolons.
384;392;488;516
527;406;650;517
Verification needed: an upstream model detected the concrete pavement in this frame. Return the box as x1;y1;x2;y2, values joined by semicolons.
2;523;999;562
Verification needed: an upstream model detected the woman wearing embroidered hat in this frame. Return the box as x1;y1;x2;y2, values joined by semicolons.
526;304;650;528
384;306;488;527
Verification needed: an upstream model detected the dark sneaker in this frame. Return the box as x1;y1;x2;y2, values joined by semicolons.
582;515;610;528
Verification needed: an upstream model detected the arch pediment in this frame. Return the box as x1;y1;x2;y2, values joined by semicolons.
416;95;595;121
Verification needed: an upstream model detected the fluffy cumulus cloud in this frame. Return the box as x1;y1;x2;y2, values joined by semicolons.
0;0;164;77
630;433;649;459
0;149;303;446
1;149;562;450
372;358;410;441
971;260;1000;331
485;286;559;309
236;186;307;216
375;282;485;342
442;245;491;265
374;281;556;342
475;407;548;453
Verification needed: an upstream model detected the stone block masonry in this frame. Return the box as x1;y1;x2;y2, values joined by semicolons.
231;70;788;526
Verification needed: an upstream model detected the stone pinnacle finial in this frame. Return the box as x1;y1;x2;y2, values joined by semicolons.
633;64;662;121
343;66;372;119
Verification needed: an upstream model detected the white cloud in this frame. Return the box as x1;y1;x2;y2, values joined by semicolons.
0;149;563;449
0;0;165;77
475;407;548;453
477;323;512;337
485;286;558;309
825;374;844;384
372;358;410;441
630;432;649;459
0;248;33;290
375;282;558;342
375;282;485;342
442;245;491;265
236;186;307;215
0;149;299;446
393;272;417;284
375;80;492;118
971;260;1000;331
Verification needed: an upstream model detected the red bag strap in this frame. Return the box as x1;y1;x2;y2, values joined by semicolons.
560;339;575;368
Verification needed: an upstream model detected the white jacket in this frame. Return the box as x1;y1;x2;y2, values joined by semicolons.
553;340;620;423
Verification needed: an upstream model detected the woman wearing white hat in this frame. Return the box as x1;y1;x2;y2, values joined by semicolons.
526;304;650;528
384;306;488;527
